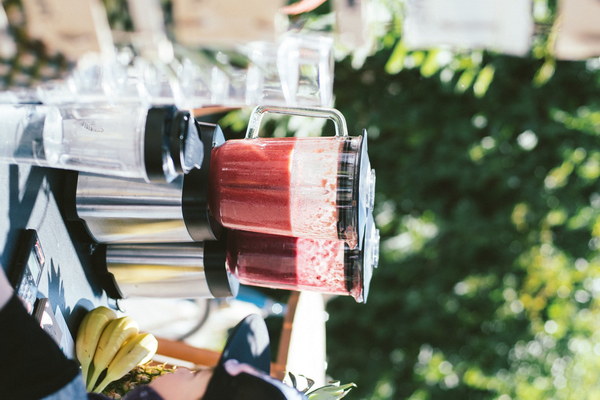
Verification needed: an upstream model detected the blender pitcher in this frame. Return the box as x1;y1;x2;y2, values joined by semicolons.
208;105;376;249
226;213;380;303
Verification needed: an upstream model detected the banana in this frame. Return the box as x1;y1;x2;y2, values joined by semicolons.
75;306;117;385
92;332;159;393
86;316;139;391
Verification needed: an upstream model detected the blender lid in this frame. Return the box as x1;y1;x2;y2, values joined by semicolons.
355;130;376;250
204;239;240;298
182;122;225;242
144;106;205;183
337;132;375;249
172;110;204;175
144;106;179;183
359;211;380;303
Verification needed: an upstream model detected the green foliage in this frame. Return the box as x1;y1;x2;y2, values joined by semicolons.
324;12;600;400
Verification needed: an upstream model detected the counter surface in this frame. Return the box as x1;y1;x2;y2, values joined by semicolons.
0;163;114;348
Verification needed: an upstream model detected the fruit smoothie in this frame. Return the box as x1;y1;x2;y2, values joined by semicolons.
226;230;363;300
209;137;348;243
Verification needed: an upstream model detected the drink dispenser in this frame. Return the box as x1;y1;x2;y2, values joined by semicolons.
94;241;239;299
0;103;203;183
73;122;224;243
208;105;376;249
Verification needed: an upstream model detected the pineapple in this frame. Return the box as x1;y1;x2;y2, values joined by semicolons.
101;363;176;399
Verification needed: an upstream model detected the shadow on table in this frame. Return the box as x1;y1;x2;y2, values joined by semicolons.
0;165;47;272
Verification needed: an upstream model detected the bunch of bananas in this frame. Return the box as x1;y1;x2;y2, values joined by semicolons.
76;306;159;393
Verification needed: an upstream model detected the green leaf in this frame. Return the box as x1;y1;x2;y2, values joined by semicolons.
455;68;477;93
385;41;407;74
420;49;441;78
473;64;496;97
533;59;556;87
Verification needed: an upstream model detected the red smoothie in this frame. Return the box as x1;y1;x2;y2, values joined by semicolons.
208;137;344;241
226;230;363;300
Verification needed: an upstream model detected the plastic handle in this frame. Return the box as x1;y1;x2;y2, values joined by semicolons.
245;105;349;139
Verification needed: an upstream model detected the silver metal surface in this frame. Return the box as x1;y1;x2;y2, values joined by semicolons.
76;173;192;243
106;243;213;298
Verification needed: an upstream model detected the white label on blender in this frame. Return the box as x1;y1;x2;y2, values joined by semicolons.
404;0;533;56
554;0;600;60
21;0;112;60
172;0;283;46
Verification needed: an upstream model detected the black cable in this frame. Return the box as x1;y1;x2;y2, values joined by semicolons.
175;298;212;341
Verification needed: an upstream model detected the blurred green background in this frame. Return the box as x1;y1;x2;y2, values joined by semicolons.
224;0;600;399
325;1;600;399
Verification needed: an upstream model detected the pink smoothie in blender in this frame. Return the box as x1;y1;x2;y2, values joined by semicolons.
225;214;379;302
209;136;346;241
208;106;375;249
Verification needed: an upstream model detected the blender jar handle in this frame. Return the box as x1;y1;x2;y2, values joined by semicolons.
245;105;349;138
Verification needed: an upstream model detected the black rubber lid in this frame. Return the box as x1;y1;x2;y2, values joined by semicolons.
144;106;177;183
182;122;226;241
204;239;240;298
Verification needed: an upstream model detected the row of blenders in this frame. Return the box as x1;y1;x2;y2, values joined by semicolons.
74;105;379;303
0;0;380;303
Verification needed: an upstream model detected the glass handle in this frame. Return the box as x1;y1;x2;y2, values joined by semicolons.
245;105;349;138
